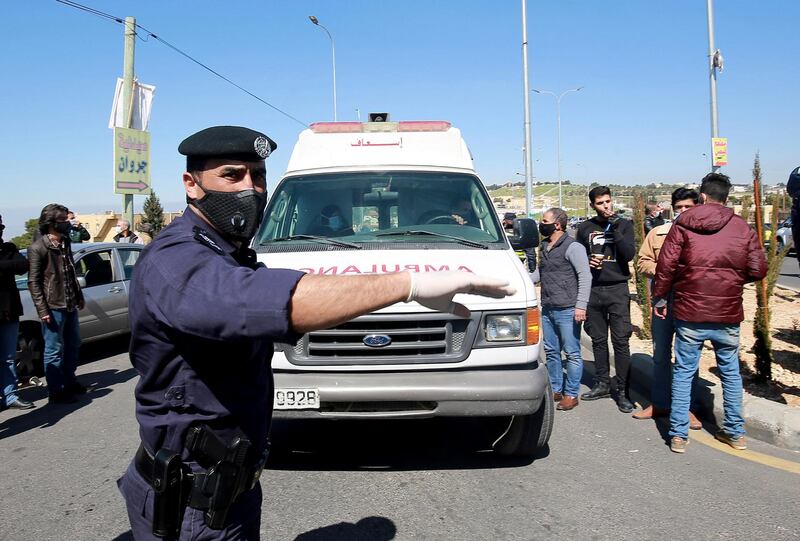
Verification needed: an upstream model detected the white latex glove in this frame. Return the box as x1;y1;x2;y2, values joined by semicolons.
405;271;516;317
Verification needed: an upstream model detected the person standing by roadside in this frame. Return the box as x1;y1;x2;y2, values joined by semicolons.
27;204;86;404
66;211;91;244
533;208;591;411
576;186;637;412
654;173;767;453
113;219;139;243
134;222;154;245
633;188;701;429
644;203;665;235
786;166;800;266
0;214;35;411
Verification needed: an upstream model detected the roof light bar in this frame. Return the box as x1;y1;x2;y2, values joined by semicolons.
310;120;452;134
398;121;451;132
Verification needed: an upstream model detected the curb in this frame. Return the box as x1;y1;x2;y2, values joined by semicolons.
579;333;800;451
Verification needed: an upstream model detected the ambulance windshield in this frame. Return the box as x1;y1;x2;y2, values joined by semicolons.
255;171;505;249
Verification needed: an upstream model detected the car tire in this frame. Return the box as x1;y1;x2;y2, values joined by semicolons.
16;326;44;380
492;382;554;458
777;237;784;251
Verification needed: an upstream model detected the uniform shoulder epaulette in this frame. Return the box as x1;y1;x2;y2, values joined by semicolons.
192;226;225;255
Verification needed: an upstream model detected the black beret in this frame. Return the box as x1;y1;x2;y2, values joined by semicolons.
178;126;277;161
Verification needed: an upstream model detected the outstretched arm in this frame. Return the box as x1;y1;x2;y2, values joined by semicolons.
289;271;515;334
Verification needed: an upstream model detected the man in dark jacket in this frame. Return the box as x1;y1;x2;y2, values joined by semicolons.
787;166;800;264
113;219;139;244
643;202;665;234
0;214;35;410
67;211;91;244
27;204;86;404
576;186;637;412
653;173;767;454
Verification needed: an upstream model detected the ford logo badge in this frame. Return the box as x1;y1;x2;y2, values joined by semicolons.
363;334;392;348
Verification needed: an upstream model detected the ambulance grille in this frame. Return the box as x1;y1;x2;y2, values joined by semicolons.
282;313;479;365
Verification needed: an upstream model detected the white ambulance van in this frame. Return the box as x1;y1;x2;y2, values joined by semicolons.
254;116;552;456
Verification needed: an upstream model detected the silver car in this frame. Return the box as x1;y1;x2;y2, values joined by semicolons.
15;242;143;379
776;217;794;253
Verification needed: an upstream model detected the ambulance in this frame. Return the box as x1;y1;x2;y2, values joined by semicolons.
254;115;552;457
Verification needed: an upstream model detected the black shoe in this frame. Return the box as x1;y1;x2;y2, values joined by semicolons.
67;381;88;395
8;399;35;410
616;393;635;413
48;392;77;405
581;383;611;401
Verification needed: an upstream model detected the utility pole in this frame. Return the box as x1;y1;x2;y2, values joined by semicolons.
521;0;534;217
122;16;136;225
706;0;720;173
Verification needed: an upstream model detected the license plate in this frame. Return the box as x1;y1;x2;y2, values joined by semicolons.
274;388;320;410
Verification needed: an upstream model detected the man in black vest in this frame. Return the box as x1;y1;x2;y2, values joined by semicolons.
533;208;591;411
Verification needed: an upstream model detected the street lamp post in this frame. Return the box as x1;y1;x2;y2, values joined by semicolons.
706;0;722;173
532;87;583;208
309;15;337;121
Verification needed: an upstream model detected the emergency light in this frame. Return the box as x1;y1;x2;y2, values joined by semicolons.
309;120;451;134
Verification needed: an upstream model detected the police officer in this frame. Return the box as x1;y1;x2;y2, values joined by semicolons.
118;125;515;540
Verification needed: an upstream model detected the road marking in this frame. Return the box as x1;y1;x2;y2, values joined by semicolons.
691;429;800;475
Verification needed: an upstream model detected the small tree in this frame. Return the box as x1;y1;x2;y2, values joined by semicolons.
142;190;165;235
632;190;652;339
740;194;753;223
10;218;39;249
752;155;791;381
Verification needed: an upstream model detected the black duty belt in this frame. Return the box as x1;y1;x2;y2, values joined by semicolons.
134;428;267;538
134;443;264;509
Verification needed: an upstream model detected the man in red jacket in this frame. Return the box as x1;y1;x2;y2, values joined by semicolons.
653;173;767;454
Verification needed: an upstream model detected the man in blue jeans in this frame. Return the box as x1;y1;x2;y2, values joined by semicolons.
654;173;766;453
27;204;86;404
533;208;591;411
633;188;701;429
0;214;35;411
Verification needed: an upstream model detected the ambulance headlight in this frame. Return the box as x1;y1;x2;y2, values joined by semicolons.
484;315;523;342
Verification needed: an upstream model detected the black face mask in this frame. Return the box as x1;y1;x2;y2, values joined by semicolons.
189;183;268;242
538;222;557;238
55;222;72;236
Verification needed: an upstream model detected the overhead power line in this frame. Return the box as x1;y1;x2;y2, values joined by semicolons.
55;0;308;128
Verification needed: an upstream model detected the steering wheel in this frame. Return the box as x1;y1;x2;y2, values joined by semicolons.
423;214;459;225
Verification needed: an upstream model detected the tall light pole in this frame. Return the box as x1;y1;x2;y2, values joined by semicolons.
706;0;722;173
532;87;583;209
309;15;337;121
520;0;534;218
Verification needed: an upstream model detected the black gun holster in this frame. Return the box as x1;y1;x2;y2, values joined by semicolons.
135;425;267;538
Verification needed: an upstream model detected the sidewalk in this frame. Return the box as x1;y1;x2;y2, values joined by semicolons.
579;332;800;451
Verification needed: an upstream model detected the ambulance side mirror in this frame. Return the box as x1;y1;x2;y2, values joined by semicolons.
509;218;539;249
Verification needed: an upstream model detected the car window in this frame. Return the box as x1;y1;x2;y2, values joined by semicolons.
118;248;141;280
76;250;115;287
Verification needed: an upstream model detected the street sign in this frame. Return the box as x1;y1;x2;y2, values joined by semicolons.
712;137;728;167
114;127;151;195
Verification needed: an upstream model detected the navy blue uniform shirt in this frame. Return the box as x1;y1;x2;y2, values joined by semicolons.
128;208;305;460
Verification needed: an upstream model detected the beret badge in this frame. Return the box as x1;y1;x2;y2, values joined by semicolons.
254;136;271;158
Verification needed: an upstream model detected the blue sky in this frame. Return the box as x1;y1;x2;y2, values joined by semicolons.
1;1;798;237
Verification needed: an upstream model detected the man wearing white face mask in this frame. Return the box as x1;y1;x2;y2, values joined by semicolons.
113;219;139;244
319;204;353;237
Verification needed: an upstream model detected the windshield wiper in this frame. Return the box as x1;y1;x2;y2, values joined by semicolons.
267;235;362;249
375;230;488;249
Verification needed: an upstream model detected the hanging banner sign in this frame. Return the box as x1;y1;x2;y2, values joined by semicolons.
712;137;728;167
114;127;152;194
